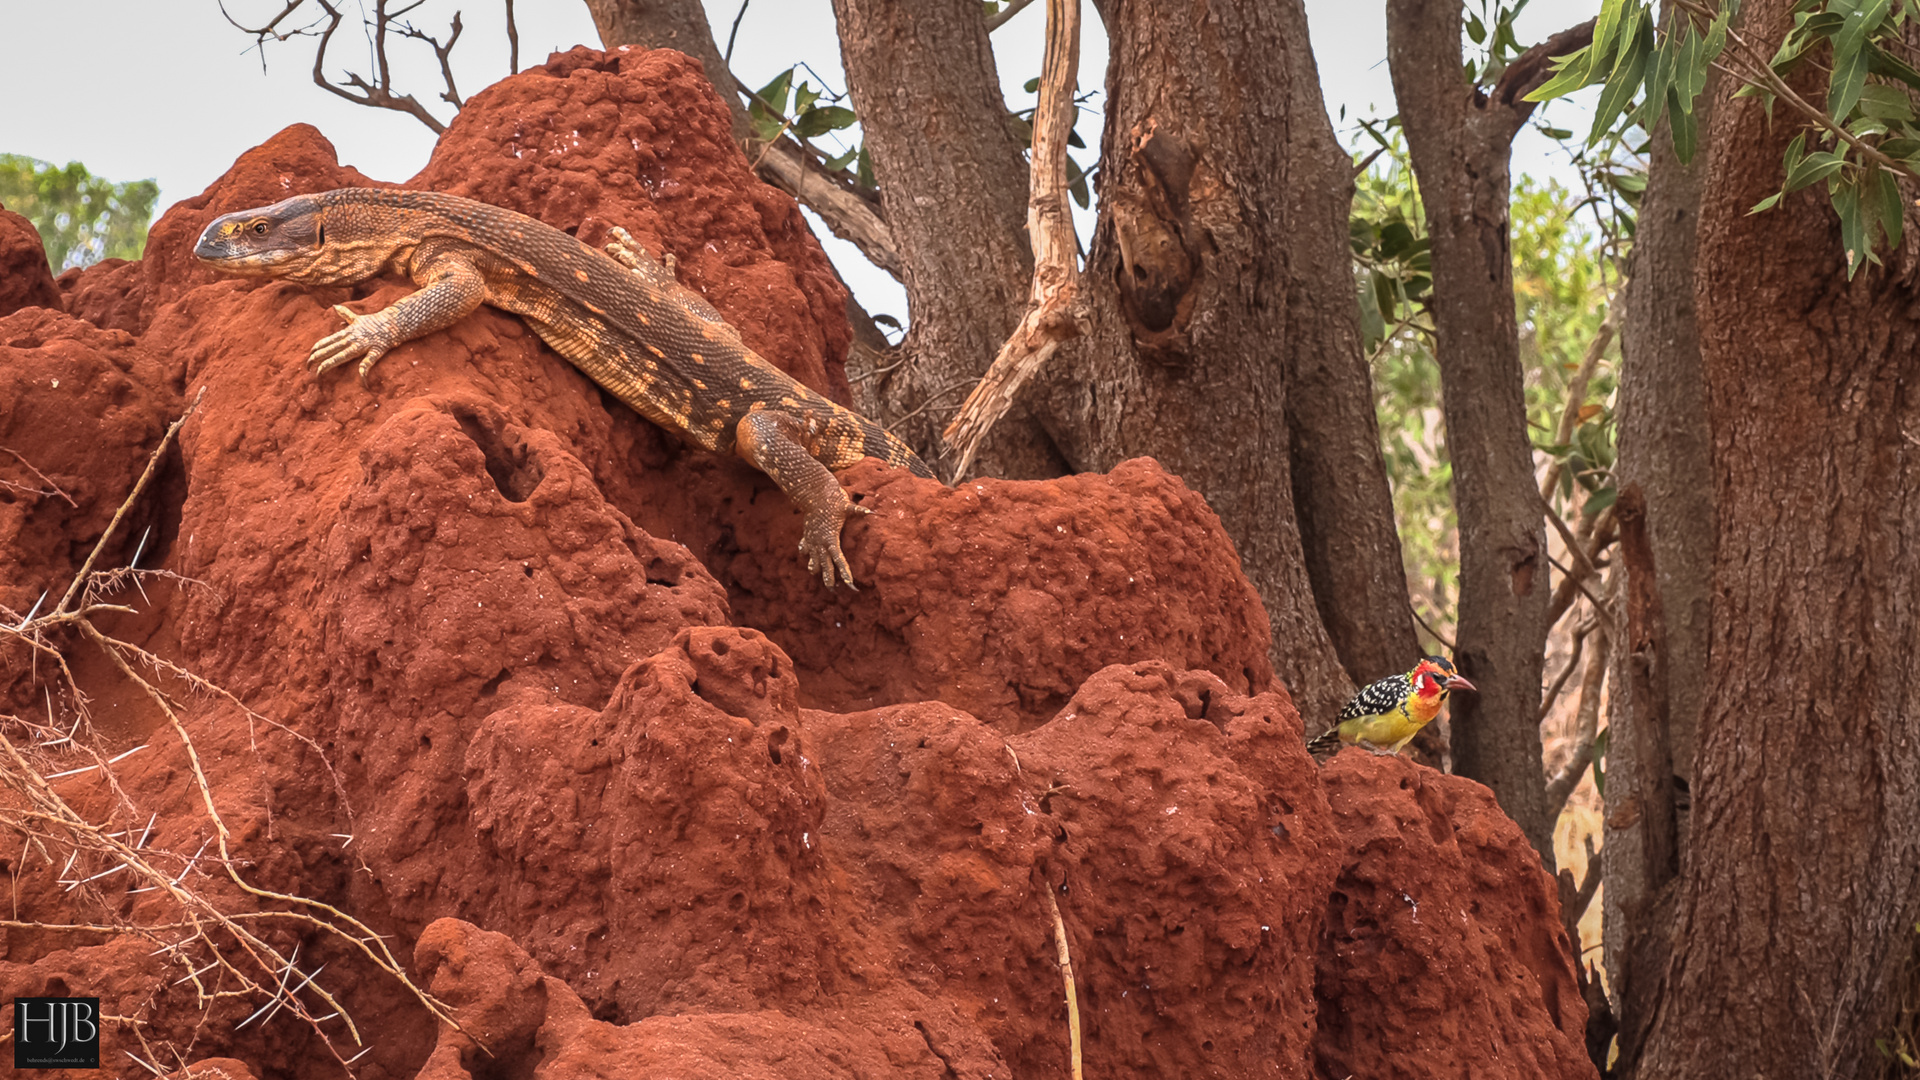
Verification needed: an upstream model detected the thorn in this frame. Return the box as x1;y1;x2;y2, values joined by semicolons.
18;588;47;628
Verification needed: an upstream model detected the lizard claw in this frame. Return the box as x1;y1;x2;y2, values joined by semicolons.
801;510;860;590
311;304;394;381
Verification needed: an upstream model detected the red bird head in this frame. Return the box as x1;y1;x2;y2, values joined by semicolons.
1412;655;1476;697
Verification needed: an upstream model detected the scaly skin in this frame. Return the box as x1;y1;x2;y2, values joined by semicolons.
1306;655;1477;757
193;187;934;587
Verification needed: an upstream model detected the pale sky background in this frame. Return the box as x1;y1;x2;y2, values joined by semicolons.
0;0;1599;324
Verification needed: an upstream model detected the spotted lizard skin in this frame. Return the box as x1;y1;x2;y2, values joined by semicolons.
194;187;933;587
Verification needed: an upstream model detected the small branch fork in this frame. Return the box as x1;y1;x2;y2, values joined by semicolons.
222;0;465;135
0;389;467;1067
942;0;1087;480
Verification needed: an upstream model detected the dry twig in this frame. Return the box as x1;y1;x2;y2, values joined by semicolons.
942;0;1087;479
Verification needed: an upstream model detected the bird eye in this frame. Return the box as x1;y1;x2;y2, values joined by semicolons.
252;222;269;235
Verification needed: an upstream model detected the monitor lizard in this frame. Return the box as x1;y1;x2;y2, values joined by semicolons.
193;187;934;588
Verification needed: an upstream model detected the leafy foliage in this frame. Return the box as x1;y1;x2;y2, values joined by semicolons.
746;66;873;188
0;155;158;271
1529;0;1920;277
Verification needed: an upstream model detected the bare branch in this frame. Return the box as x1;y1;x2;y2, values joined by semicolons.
1546;585;1612;816
986;0;1040;32
395;9;466;109
942;0;1087;479
1044;883;1084;1080
1539;299;1618;503
504;0;519;73
724;0;751;65
1539;620;1593;722
307;0;448;135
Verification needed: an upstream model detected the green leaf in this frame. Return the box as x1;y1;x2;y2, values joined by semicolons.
1669;83;1699;162
1869;42;1920;90
1023;76;1040;93
1583;484;1619;516
1881;136;1920;160
793;104;858;138
823;147;858;172
1674;21;1702;114
1833;176;1870;277
754;67;794;114
794;81;821;115
1542;126;1575;139
1784;149;1847;192
1874;165;1904;249
1802;11;1848;35
1750;192;1784;213
1858;84;1915;119
1066;155;1091;209
856;146;876;191
1591;8;1653;145
1637;37;1675;130
1468;13;1487;43
1359;275;1386;350
1829;0;1892;119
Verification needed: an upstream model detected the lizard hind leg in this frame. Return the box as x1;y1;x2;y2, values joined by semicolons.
736;410;870;589
604;225;677;281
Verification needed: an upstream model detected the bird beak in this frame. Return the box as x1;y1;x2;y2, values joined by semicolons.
1445;674;1477;692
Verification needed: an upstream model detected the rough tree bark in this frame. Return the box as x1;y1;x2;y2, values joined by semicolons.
1628;2;1920;1075
1384;2;1594;857
1604;2;1716;1056
827;0;1417;718
829;0;1065;480
1027;0;1413;720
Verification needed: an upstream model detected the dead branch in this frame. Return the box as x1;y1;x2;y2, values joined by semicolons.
1546;574;1614;815
986;0;1040;31
504;0;519;73
1538;619;1593;722
0;390;466;1067
1;447;78;507
1539;300;1619;504
1044;883;1084;1080
942;0;1087;480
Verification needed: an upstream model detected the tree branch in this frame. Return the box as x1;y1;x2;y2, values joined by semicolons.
309;0;449;135
986;0;1040;32
942;0;1087;479
1492;17;1599;114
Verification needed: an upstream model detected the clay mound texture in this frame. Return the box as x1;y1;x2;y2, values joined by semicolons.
0;47;1595;1080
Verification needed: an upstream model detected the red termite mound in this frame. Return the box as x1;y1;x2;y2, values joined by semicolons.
0;47;1594;1080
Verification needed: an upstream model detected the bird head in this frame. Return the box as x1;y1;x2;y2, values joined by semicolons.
1413;655;1476;696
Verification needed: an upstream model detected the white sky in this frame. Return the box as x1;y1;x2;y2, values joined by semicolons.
0;0;1598;323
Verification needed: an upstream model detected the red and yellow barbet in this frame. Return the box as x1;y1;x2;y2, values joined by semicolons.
1307;655;1477;756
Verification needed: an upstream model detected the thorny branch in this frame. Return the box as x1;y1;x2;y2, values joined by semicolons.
0;389;464;1067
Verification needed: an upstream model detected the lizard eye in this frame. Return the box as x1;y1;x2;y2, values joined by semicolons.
252;222;269;236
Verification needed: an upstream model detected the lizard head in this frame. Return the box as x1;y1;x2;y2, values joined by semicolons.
194;195;330;280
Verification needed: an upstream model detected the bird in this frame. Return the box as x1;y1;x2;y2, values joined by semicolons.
1307;655;1477;757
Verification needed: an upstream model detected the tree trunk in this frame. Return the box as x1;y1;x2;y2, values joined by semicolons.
1005;0;1412;721
1385;0;1574;856
830;0;1066;480
1604;2;1716;1055
1630;4;1920;1075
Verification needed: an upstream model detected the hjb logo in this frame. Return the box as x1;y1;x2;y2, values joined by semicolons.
14;997;101;1069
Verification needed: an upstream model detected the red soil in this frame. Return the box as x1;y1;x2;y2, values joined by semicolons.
0;46;1593;1080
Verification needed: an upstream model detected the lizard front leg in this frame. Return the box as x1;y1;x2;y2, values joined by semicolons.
311;252;487;380
736;409;871;589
